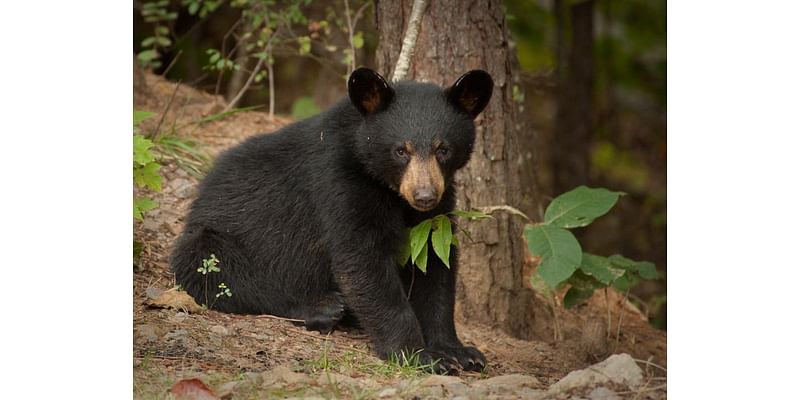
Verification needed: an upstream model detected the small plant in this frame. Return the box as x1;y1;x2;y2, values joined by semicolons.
133;111;162;222
196;254;233;308
523;186;660;308
137;0;178;69
399;210;490;273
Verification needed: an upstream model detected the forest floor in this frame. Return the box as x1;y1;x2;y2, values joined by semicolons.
133;72;667;400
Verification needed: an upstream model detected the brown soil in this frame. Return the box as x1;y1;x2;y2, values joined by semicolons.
133;72;666;399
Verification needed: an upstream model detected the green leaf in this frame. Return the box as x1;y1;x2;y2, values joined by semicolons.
141;36;156;47
133;111;155;128
396;229;411;267
133;197;158;221
137;49;158;62
524;224;582;288
188;2;199;14
612;273;639;291
413;241;428;273
563;286;595;308
544;186;624;228
133;135;156;166
608;254;660;279
353;31;364;49
409;219;432;263
449;210;491;220
528;270;554;297
579;253;626;285
134;162;162;191
637;261;660;280
431;215;452;268
298;36;311;55
155;36;172;47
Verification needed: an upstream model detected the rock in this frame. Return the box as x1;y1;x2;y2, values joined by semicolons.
172;178;196;199
588;386;621;400
549;353;643;394
170;311;189;323
420;375;463;387
261;365;311;387
472;374;542;393
210;325;229;335
315;372;361;387
444;382;470;396
135;324;159;342
145;287;164;300
377;387;398;398
216;380;242;399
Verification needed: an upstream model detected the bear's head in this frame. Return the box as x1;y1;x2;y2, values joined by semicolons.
348;68;493;212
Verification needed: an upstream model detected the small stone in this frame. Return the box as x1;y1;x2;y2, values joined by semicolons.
588;386;621;400
210;325;229;335
420;375;463;386
377;387;398;398
135;324;159;342
170;312;188;323
165;329;188;341
549;353;643;394
145;287;164;300
472;374;542;393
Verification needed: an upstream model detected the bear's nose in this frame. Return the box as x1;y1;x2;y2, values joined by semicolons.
413;188;437;209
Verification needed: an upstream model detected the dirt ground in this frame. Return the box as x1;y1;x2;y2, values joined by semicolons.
133;72;666;399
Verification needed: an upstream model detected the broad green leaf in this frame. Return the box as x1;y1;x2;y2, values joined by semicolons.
564;286;595;309
141;36;156;47
449;210;491;220
528;270;554;297
636;261;660;280
579;253;626;285
409;219;432;263
396;229;411;267
133;135;156;166
133;110;155;128
612;273;639;291
413;241;429;273
134;162;162;191
565;270;604;308
431;215;452;268
524;224;582;288
188;2;199;14
544;186;624;228
608;254;660;279
353;31;364;49
133;197;158;221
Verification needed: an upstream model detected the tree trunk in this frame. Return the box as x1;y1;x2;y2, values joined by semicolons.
553;0;594;194
376;0;540;339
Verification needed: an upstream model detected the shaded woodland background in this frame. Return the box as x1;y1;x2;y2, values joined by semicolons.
134;0;666;329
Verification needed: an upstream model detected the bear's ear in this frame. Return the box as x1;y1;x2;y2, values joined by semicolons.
446;70;494;119
348;68;395;115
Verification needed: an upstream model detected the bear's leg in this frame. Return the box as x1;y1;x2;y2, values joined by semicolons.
301;291;346;334
404;246;487;372
171;226;283;314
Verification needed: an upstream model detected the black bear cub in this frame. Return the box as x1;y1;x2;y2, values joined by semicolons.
171;67;493;374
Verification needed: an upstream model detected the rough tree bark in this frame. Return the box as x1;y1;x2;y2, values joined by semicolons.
376;0;540;339
553;0;594;193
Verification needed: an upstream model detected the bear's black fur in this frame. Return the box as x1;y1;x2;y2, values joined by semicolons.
170;68;493;374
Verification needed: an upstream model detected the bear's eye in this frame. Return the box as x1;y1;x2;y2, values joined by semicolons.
436;147;449;160
395;148;408;158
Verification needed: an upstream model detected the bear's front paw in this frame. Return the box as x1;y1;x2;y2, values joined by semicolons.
415;349;461;375
432;345;486;372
